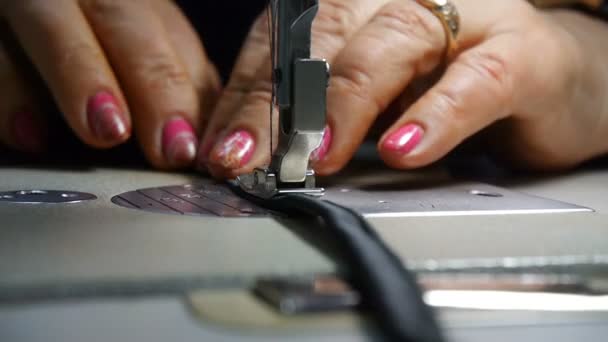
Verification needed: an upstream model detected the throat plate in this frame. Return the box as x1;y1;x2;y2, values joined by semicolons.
111;181;591;218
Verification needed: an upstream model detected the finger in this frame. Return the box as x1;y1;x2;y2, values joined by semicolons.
314;0;450;175
314;0;518;175
378;37;522;169
2;0;131;149
197;10;273;169
0;43;46;152
203;0;388;178
81;0;203;169
153;0;222;117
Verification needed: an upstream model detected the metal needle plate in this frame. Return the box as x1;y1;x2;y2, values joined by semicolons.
112;182;267;217
112;181;591;218
323;182;592;218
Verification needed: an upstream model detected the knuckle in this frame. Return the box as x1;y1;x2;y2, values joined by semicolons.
227;66;262;92
373;2;442;50
81;0;130;18
136;53;191;92
458;51;513;107
460;51;510;86
247;23;270;51
221;86;248;101
332;62;382;116
243;79;273;108
313;0;359;51
432;86;467;125
57;41;105;74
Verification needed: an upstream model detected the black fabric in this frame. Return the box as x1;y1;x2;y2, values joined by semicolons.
235;190;444;342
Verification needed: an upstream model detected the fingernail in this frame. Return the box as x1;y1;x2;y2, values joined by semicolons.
310;126;332;164
382;124;424;155
87;91;127;142
162;117;198;167
209;130;255;169
12;111;46;153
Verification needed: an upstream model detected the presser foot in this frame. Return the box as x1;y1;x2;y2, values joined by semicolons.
235;168;325;199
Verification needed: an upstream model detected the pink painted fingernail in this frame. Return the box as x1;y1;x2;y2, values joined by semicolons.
382;124;424;155
12;111;46;153
209;130;255;169
310;125;332;164
87;91;127;142
162;117;198;167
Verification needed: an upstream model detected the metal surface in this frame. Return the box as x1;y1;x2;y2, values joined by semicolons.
254;276;361;315
236;169;324;199
4;294;608;342
111;182;590;218
0;190;96;204
252;262;608;315
238;0;329;192
271;59;329;183
424;291;608;312
322;182;592;218
2;166;608;342
112;182;267;217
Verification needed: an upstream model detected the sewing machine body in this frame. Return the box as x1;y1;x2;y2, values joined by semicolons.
1;164;607;341
2;1;607;339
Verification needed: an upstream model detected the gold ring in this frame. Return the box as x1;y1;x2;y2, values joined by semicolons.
415;0;460;60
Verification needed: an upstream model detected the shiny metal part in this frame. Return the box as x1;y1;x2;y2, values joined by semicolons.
254;275;361;315
271;59;329;184
0;190;97;204
410;255;608;273
410;255;608;294
112;183;268;218
237;0;329;197
322;183;592;218
254;266;608;315
111;182;590;218
236;168;324;199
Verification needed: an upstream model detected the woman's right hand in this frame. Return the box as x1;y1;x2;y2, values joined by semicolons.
0;0;221;169
198;0;608;179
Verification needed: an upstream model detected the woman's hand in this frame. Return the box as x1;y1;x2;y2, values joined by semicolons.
199;0;608;179
0;0;221;169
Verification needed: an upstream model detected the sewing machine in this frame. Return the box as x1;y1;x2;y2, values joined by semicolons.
235;0;328;198
1;1;607;341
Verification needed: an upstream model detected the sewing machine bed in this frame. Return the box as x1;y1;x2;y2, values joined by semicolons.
1;163;607;341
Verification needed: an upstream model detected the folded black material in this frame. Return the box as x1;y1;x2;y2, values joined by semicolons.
235;190;444;342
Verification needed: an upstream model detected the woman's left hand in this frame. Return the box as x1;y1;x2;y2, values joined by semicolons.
198;0;608;178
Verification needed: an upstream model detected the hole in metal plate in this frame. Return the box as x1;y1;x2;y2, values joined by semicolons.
0;190;97;204
469;190;504;198
111;181;591;218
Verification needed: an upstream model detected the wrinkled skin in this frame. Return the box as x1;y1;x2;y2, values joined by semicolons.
199;0;608;178
2;1;608;176
0;0;221;169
